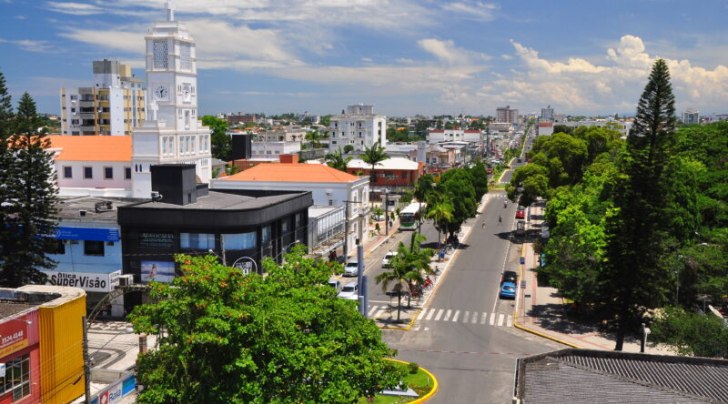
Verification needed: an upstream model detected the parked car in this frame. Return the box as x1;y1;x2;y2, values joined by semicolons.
502;270;518;284
337;282;359;300
344;260;359;277
382;251;396;268
327;278;341;291
499;281;516;299
515;206;526;219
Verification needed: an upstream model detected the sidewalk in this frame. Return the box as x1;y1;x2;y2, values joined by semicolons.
514;202;673;354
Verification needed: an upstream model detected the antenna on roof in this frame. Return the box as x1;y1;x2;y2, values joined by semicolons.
166;0;175;21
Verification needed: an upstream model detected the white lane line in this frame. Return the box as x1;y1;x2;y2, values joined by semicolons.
368;306;379;317
426;308;437;321
472;312;478;324
452;310;460;322
481;312;488;324
489;313;495;326
443;309;452;322
417;308;428;321
434;309;445;321
463;311;470;323
507;315;513;327
498;313;505;327
375;308;387;318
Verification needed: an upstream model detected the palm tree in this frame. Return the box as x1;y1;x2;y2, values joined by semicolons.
359;141;389;208
305;129;323;149
324;148;351;172
426;197;454;249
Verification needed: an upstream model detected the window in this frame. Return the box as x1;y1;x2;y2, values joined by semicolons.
84;166;93;179
0;354;30;400
402;172;408;179
262;226;271;243
222;232;256;250
84;240;105;256
104;167;113;179
45;239;65;255
63;166;72;178
153;40;168;69
125;167;132;180
180;42;192;70
180;233;215;250
329;199;333;206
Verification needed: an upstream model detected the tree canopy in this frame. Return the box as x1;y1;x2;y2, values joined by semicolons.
202;115;231;161
130;248;405;403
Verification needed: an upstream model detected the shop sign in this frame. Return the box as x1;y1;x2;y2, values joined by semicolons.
139;232;175;249
98;381;123;404
0;320;30;358
43;270;121;292
53;227;120;242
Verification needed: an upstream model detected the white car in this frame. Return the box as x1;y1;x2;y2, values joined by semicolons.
337;282;359;300
382;251;397;268
344;260;359;277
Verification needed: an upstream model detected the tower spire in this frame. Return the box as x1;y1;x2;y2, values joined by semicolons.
166;0;175;21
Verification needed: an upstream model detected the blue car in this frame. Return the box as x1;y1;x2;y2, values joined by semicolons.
499;281;516;299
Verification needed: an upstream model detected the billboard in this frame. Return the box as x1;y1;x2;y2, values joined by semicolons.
141;261;175;283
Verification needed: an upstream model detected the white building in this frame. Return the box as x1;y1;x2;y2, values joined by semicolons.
131;2;212;198
60;59;145;136
250;141;301;159
328;104;386;153
427;129;482;143
682;109;700;125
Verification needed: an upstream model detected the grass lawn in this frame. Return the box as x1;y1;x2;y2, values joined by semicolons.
356;362;435;404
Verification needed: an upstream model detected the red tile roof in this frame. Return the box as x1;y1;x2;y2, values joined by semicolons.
47;135;132;162
223;163;361;183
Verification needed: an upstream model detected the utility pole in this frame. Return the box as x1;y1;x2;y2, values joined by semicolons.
343;201;350;259
82;316;91;404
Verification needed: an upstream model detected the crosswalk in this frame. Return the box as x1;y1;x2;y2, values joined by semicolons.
368;306;513;328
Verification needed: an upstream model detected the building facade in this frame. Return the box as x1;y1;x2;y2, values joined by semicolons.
682;109;700;124
540;105;554;121
131;2;212;199
427;129;482;143
60;59;145;136
328;104;386;153
496;105;519;124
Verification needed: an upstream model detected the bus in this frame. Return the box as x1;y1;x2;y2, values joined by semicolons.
399;202;425;230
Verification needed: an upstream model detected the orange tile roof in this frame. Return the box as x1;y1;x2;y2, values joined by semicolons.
47;135;132;162
223;163;361;183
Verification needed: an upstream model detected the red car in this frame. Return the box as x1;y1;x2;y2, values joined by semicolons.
515;206;526;219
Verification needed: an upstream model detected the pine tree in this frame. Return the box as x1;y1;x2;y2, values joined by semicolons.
0;92;58;287
605;59;677;350
0;72;16;282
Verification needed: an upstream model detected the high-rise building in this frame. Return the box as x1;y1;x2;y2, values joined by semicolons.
60;59;145;136
540;105;554;121
131;1;212;198
682;109;700;125
496;105;519;124
328;104;387;153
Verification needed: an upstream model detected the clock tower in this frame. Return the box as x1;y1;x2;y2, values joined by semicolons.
131;1;212;198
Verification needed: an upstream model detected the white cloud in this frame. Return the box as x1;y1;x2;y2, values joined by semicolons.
45;2;104;15
0;38;59;53
418;38;490;66
441;1;498;22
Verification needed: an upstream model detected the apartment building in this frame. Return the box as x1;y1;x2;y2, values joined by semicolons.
60;59;145;136
328;104;387;153
496;105;519;124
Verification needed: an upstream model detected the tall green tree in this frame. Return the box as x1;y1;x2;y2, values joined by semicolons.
305;129;324;149
650;306;728;358
131;250;405;404
437;168;477;237
324;148;351;172
425;194;454;248
0;72;15;279
604;59;681;350
202;115;231;161
1;93;58;287
359;142;389;208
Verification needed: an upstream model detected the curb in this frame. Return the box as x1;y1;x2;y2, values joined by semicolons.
385;358;439;403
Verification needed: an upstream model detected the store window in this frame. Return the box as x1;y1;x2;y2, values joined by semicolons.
0;354;30;401
45;239;65;255
261;226;271;243
222;232;256;250
180;233;215;250
84;240;105;256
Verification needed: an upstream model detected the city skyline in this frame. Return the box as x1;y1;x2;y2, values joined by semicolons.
2;0;728;117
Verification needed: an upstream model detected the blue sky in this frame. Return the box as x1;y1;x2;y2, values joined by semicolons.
2;0;728;117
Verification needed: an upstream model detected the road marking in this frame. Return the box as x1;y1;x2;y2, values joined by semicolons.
451;310;460;322
507;315;513;327
434;309;444;321
489;313;495;326
481;312;488;324
463;311;470;323
417;308;428;321
426;308;436;321
498;314;505;327
368;306;379;317
375;308;387;318
472;312;478;324
443;309;452;321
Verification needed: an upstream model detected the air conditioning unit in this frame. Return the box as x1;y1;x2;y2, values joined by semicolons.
117;274;134;287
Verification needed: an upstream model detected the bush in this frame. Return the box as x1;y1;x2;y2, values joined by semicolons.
407;362;419;374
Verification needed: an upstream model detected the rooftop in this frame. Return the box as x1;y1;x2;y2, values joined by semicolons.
47;135;132;162
222;163;361;183
348;157;419;171
57;196;139;222
126;189;308;211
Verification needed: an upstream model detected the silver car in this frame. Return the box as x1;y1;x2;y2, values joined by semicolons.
337;282;359;300
382;251;397;268
344;260;359;277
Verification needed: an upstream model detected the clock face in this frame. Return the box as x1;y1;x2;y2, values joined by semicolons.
154;85;169;100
